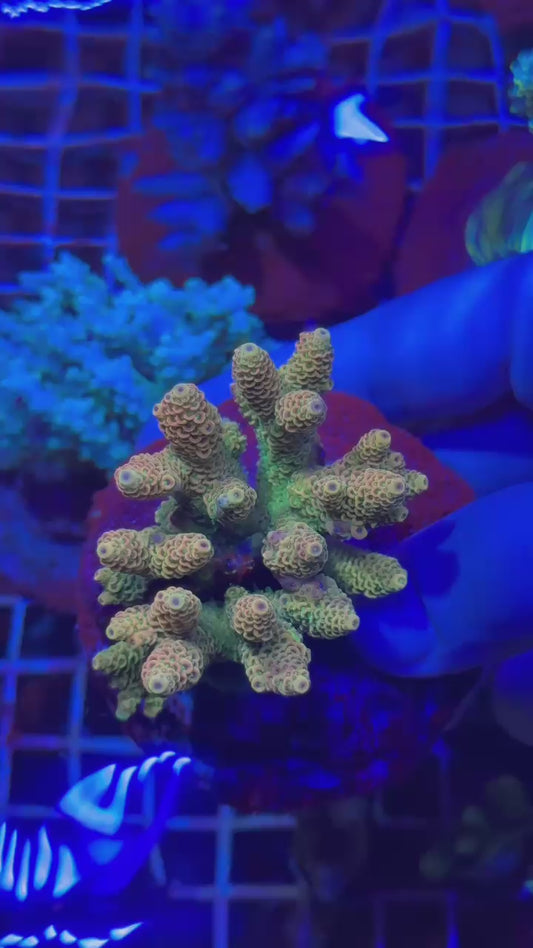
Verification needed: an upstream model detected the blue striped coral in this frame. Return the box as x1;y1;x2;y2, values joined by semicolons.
0;252;268;474
141;0;370;259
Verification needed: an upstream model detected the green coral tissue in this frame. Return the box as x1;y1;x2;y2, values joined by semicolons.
0;252;268;473
91;328;429;722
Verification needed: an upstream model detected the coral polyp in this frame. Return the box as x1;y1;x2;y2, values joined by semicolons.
91;329;428;720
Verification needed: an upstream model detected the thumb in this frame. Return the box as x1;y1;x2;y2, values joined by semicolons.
353;483;533;677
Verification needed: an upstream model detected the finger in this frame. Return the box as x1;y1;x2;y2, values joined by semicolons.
353;482;533;677
136;253;533;450
328;253;533;429
422;404;533;497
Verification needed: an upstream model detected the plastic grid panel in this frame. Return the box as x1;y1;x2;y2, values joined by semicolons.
0;3;527;943
0;0;156;294
0;0;527;296
0;594;466;948
329;0;522;186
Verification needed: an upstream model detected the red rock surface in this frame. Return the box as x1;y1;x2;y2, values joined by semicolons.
470;0;533;32
395;130;533;296
0;484;81;615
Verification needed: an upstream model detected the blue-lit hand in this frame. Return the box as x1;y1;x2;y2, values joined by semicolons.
328;254;533;680
353;481;533;677
138;254;533;682
324;254;533;680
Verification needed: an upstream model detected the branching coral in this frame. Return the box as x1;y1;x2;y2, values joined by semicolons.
142;0;378;260
0;251;269;473
91;328;428;721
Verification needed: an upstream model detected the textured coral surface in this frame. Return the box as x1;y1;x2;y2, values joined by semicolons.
510;49;533;128
465;162;533;266
0;251;267;474
80;330;478;730
78;389;474;657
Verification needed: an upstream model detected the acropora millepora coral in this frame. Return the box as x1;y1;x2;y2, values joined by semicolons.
91;329;428;721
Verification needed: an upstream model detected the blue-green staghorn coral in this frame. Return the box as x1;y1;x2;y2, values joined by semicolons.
0;252;270;474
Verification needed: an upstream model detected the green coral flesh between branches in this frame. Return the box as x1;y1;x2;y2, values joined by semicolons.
92;329;428;721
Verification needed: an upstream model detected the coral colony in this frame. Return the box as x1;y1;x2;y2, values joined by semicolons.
0;253;267;474
91;329;429;721
141;1;389;258
464;48;533;267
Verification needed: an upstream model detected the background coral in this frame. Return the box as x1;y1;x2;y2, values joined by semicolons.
394;131;533;295
145;0;370;257
510;49;533;127
421;776;533;887
0;251;270;475
394;47;533;295
115;0;405;331
465;162;533;266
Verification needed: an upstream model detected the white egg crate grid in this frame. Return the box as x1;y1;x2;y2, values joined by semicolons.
0;0;523;295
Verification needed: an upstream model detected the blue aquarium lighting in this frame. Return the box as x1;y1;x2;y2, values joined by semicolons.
333;93;389;144
0;0;111;17
0;752;194;946
57;752;191;835
0;821;75;903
